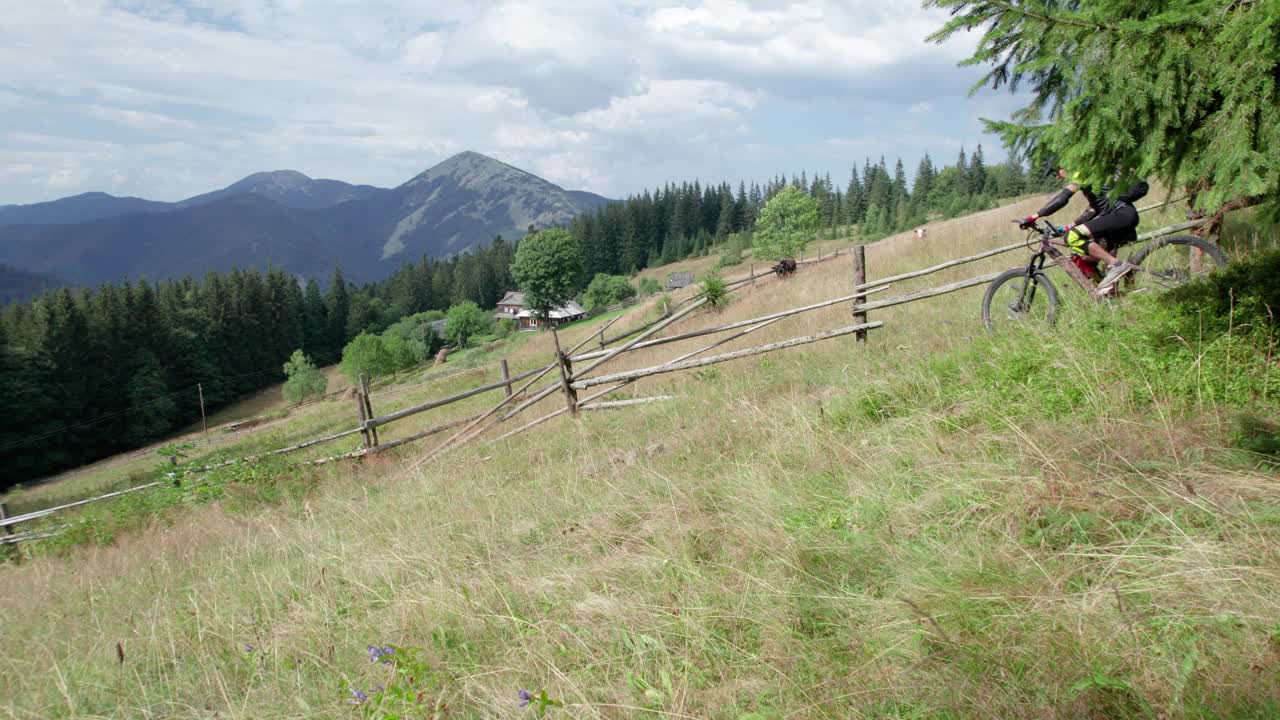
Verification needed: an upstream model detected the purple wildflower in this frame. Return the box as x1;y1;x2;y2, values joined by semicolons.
517;689;533;708
245;643;254;652
349;688;369;704
367;645;395;664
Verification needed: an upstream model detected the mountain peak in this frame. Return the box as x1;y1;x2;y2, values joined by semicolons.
404;150;553;193
226;170;314;191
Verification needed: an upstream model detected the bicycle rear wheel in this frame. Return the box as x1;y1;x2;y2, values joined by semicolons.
982;268;1060;331
1125;234;1228;292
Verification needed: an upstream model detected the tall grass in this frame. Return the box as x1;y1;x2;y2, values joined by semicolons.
1;196;1277;719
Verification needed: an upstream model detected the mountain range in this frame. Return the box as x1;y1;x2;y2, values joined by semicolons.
0;152;610;299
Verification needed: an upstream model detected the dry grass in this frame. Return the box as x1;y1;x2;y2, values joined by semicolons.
2;196;1277;719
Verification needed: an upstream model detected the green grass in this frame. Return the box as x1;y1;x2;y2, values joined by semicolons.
2;200;1278;719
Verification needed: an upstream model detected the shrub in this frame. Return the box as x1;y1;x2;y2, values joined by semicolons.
381;334;418;371
717;235;744;268
339;333;395;382
281;350;327;405
701;270;729;310
638;277;662;295
444;301;492;347
582;273;638;312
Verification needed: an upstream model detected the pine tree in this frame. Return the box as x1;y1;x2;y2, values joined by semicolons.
325;266;350;353
970;144;988;197
927;0;1279;214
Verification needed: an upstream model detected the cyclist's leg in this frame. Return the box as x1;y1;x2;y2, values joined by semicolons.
1078;205;1138;265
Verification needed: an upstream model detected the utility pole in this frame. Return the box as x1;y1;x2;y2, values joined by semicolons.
198;383;209;445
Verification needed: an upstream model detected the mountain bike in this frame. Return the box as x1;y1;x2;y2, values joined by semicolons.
981;220;1229;330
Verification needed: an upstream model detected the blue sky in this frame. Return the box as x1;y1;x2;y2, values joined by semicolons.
0;1;1026;205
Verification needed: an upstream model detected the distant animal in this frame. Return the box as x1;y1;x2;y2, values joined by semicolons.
434;347;449;366
914;227;929;240
772;258;797;279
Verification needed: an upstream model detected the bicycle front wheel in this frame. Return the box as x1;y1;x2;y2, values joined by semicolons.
982;268;1060;331
1126;234;1228;292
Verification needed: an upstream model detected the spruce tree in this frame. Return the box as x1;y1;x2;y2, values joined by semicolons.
927;0;1279;214
325;265;350;353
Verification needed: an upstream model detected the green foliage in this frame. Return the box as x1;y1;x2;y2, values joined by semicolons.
1231;413;1280;464
380;312;444;363
1164;248;1280;336
281;350;328;405
444;301;491;348
346;645;449;719
496;317;517;338
700;270;729;311
637;276;662;295
716;233;745;268
339;333;395;382
582;273;638;312
753;186;819;261
512;228;582;319
380;335;418;372
928;0;1280;214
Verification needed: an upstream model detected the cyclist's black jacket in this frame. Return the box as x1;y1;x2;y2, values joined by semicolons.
1037;178;1150;250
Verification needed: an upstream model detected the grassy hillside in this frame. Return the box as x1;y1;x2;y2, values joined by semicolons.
2;195;1277;719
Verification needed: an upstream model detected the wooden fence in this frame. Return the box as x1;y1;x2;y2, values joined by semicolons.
1;207;1223;548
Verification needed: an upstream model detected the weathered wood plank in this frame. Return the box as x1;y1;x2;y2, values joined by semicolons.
573;321;884;389
2;481;167;527
569;284;888;364
580;396;675;410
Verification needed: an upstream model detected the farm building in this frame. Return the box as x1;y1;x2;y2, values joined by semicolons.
493;290;587;329
515;300;587;329
494;290;526;320
666;271;694;290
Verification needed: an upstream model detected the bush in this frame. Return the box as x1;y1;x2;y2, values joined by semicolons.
496;318;517;338
638;277;662;295
1164;248;1280;336
382;334;418;372
382;312;445;362
444;301;492;348
582;273;638;312
717;234;744;268
339;333;395;382
701;270;729;311
282;350;327;405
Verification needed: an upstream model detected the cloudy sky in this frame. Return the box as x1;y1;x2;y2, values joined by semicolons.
0;1;1024;205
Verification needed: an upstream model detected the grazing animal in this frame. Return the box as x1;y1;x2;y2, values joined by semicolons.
434;347;449;366
772;258;797;279
914;227;929;240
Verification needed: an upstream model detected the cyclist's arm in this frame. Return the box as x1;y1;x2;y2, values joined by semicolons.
1027;181;1080;221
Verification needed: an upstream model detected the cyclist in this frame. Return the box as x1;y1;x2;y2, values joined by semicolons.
1021;169;1150;292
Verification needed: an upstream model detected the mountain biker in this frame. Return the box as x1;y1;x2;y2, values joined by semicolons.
1020;169;1150;292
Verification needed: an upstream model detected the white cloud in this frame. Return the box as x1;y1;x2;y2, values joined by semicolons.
0;1;1009;204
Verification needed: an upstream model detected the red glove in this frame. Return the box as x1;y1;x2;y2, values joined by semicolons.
1018;214;1038;229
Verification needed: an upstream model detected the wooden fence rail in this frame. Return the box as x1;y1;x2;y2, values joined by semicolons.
571;321;884;390
1;481;167;529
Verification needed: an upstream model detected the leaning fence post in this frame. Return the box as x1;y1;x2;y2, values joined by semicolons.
852;245;868;344
500;359;513;398
360;374;379;448
549;328;579;417
1;502;17;562
353;381;372;449
750;263;755;285
1;502;14;541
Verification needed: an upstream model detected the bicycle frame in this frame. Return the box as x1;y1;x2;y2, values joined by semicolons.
1025;221;1110;301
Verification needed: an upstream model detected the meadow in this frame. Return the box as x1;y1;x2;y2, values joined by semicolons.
1;193;1277;719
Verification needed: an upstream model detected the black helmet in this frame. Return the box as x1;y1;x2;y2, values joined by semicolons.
1118;180;1150;204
